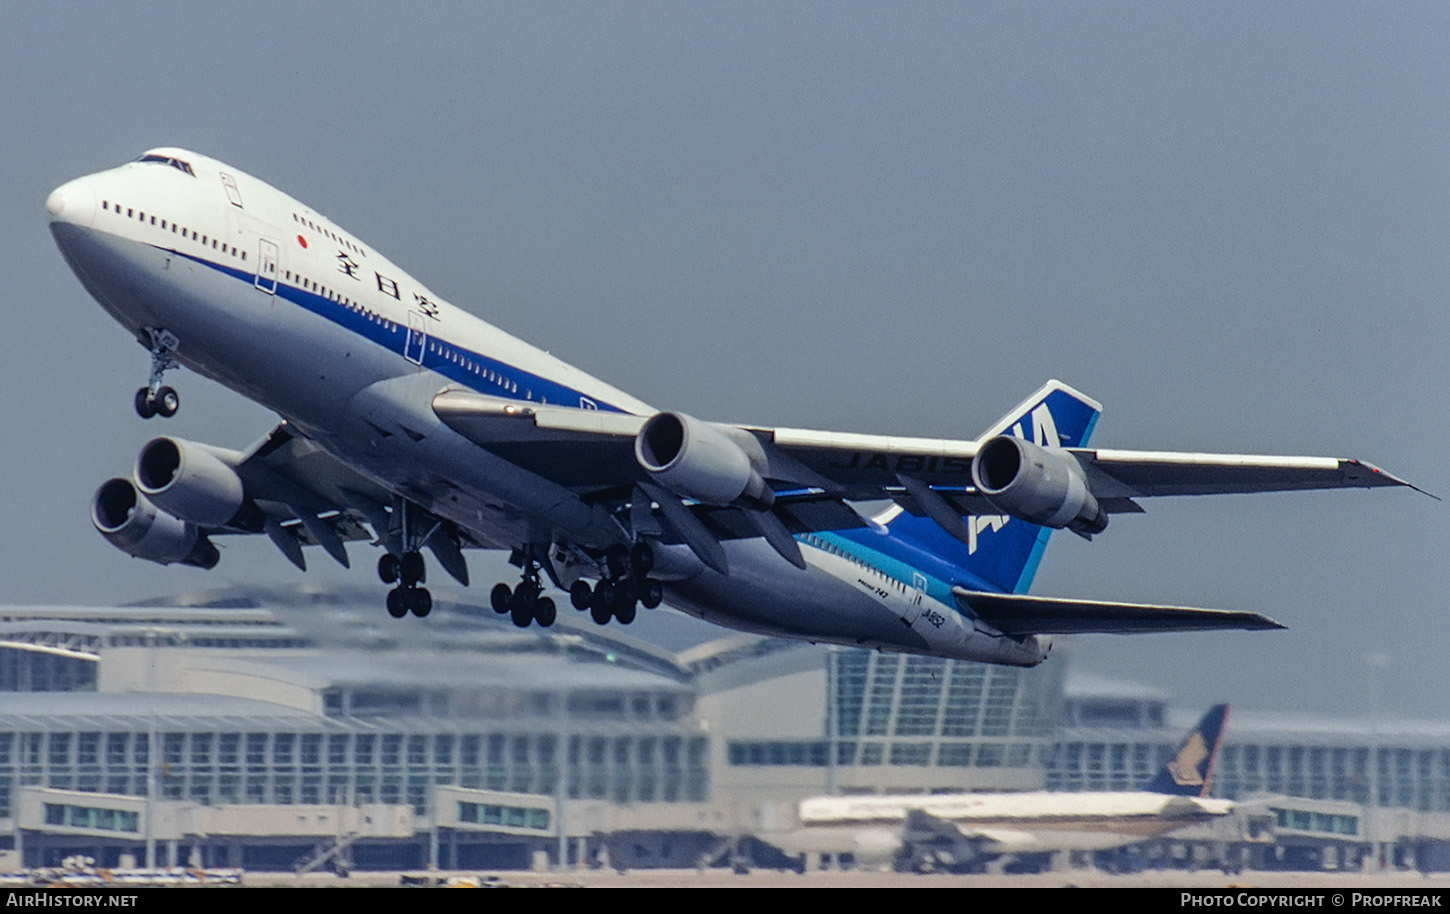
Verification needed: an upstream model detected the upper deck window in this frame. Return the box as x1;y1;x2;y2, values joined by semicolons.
136;154;196;177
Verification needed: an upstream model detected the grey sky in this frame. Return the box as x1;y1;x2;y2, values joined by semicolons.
2;2;1446;716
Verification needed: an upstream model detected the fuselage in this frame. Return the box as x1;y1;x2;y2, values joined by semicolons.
792;790;1235;856
47;148;1047;666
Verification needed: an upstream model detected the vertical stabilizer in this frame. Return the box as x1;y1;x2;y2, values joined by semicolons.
883;380;1101;594
1142;704;1231;797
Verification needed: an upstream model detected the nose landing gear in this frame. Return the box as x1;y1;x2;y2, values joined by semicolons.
134;328;181;419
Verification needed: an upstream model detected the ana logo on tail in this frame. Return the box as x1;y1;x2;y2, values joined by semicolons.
966;514;1009;555
1010;403;1063;449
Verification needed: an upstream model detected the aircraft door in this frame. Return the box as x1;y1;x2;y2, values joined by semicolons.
254;238;279;295
903;572;928;625
405;311;426;364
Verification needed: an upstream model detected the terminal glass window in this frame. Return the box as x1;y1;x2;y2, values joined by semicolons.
218;733;240;767
246;734;267;767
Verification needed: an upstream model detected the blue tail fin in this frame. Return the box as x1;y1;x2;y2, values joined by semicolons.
883;380;1101;594
1142;704;1231;796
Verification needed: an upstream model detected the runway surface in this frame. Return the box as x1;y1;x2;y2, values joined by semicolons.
243;868;1450;889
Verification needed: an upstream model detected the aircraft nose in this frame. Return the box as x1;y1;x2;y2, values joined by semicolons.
46;179;96;227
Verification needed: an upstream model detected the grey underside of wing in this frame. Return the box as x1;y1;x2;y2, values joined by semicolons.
952;587;1285;635
431;392;867;539
226;424;392;544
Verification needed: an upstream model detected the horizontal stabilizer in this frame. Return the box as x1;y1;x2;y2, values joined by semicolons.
951;587;1284;635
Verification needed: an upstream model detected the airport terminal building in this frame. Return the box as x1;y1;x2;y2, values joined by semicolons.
2;587;1447;871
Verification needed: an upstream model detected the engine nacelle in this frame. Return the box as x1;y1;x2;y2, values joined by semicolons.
91;477;220;568
635;412;769;506
134;437;262;530
971;435;1108;535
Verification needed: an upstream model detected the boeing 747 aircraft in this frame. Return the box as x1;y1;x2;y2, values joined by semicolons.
782;705;1235;873
46;149;1419;666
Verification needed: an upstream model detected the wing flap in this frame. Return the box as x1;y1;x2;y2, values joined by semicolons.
952;587;1284;635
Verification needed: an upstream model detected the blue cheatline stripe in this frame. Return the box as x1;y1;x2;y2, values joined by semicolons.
1012;527;1053;595
166;245;629;414
1078;409;1099;449
808;527;1004;618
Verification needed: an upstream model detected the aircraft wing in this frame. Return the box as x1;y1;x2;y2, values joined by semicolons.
952;588;1285;635
433;388;1419;498
1069;448;1427;499
115;424;484;582
430;383;1423;572
432;386;1419;530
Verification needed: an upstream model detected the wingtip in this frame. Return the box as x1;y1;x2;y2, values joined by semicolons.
1245;612;1287;631
1356;461;1439;501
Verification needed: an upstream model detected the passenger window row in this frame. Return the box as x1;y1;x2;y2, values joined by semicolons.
283;269;397;334
428;338;519;394
802;534;906;592
100;200;247;263
292;212;365;258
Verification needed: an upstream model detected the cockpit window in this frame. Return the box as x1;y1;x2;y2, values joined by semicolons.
136;154;196;177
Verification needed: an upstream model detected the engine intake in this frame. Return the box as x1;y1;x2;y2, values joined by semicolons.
92;478;220;568
971;435;1107;535
635;412;769;505
135;437;262;530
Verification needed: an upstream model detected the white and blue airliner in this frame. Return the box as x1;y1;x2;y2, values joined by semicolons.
45;148;1420;666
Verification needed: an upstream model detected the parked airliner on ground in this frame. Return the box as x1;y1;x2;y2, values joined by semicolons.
783;705;1235;872
46;148;1420;665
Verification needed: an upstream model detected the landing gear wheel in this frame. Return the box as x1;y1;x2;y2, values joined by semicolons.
570;580;593;610
640;580;663;609
593;579;615;606
378;553;401;585
590;599;612;626
409;587;432;617
491;583;512;614
153;386;179;418
616;599;637;625
386;588;408;619
514;580;540;605
535;597;556;628
590;581;615;625
510;596;533;628
400;551;426;586
134;388;156;419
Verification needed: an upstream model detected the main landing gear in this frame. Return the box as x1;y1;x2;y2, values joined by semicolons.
568;543;663;627
490;546;556;629
377;498;441;619
134;328;181;419
379;550;432;618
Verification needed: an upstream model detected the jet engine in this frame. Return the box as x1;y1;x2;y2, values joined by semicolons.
971;435;1108;535
635;412;770;505
134;437;263;530
91;477;220;568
